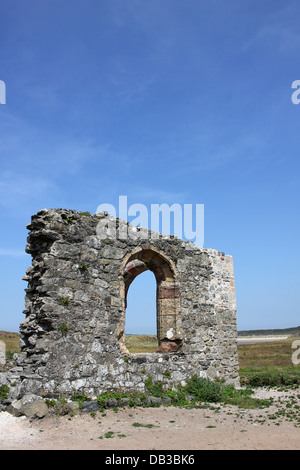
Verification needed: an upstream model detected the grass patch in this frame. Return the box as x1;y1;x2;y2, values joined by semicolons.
185;375;223;403
58;297;70;306
238;337;298;368
78;211;91;216
93;377;269;410
221;385;273;409
239;367;300;387
132;422;157;428
125;335;158;353
238;336;300;386
71;393;90;403
99;431;127;439
0;384;10;402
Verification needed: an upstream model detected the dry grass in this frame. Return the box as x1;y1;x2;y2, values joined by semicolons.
0;331;20;360
238;336;298;369
125;334;158;353
238;336;300;386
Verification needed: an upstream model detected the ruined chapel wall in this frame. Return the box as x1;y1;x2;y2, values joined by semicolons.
15;208;239;398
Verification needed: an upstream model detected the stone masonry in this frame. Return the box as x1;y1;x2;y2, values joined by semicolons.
12;208;239;398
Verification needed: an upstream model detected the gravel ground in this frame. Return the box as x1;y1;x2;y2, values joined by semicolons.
0;387;299;450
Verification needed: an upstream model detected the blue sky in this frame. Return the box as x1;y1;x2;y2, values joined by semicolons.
0;0;299;333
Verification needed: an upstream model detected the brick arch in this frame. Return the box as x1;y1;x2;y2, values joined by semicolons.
118;244;183;353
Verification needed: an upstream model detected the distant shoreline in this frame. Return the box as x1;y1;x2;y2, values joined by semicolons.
237;336;288;345
238;326;300;337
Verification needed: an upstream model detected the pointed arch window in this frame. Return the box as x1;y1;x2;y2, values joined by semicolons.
118;245;183;353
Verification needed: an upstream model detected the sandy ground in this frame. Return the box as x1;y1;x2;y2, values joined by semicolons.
237;336;288;344
0;388;299;451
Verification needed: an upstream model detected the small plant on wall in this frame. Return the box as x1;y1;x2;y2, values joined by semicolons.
58;297;70;306
58;323;69;337
79;264;88;272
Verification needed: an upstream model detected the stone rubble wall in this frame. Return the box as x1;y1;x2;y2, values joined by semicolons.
4;209;239;399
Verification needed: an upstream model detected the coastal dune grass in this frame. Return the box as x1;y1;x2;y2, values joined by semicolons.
0;331;20;360
125;334;158;353
238;336;300;386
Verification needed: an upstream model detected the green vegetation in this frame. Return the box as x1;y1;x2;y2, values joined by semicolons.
144;374;164;396
45;397;69;415
239;336;300;386
57;323;69;336
132;422;157;428
143;374;274;409
98;431;127;439
0;384;9;402
58;297;70;306
78;263;89;271
93;375;275;411
79;211;91;216
240;368;300;387
71;393;90;403
221;385;273;409
185;375;223;403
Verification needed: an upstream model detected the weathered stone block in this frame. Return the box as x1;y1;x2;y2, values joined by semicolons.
8;394;48;419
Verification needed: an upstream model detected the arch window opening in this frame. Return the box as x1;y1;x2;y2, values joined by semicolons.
119;246;183;354
125;270;158;353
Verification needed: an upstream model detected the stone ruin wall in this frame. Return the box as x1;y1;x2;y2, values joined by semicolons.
13;208;239;398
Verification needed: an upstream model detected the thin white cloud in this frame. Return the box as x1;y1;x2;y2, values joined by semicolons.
130;187;188;204
0;171;57;209
242;3;300;54
0;248;27;257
